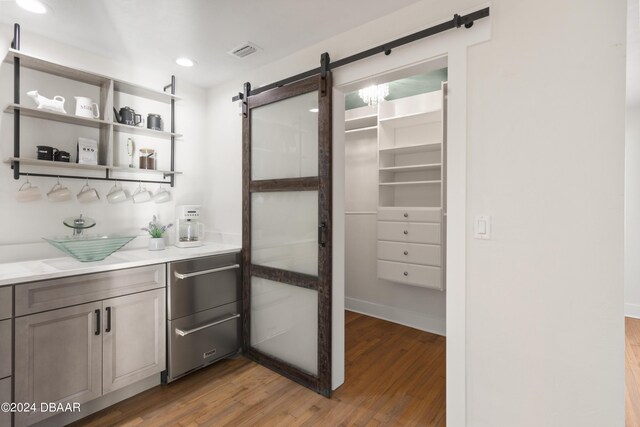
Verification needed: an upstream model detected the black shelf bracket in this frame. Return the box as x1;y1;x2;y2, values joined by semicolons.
12;23;21;180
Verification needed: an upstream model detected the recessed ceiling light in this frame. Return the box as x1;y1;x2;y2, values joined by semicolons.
16;0;47;14
309;108;319;113
175;57;196;67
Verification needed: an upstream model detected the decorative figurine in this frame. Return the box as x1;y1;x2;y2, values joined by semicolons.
27;90;67;114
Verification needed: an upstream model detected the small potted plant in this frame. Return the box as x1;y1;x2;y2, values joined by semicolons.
142;215;172;251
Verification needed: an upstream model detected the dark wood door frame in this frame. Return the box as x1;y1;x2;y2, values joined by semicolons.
242;73;333;396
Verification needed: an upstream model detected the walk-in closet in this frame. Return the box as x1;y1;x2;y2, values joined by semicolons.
344;65;448;334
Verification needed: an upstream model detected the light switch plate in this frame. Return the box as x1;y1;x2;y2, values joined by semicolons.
474;215;491;240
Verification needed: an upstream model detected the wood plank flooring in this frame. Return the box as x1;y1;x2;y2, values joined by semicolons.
72;311;446;426
627;317;640;427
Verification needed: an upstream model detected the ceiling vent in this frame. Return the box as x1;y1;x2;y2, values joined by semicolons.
228;42;260;59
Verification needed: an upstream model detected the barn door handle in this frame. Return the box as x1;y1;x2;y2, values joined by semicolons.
318;222;327;247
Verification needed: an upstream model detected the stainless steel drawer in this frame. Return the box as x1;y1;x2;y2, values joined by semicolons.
15;265;165;316
0;377;10;427
0;287;11;321
377;241;441;267
377;221;441;244
167;301;241;382
0;319;10;379
377;208;441;223
377;260;442;290
168;253;240;320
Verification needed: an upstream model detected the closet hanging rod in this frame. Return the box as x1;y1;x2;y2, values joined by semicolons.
231;7;489;101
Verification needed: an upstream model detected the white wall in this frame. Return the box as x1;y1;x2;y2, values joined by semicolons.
626;0;640;318
465;1;625;425
0;25;210;261
205;0;626;425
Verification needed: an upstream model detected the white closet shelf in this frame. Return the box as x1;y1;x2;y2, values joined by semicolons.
378;109;441;128
379;142;441;155
345;125;377;134
345;114;377;131
379;163;441;173
379;180;442;186
4;104;111;129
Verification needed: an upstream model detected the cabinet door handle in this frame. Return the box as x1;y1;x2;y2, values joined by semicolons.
404;213;409;218
403;230;408;235
318;222;328;247
403;271;409;276
174;264;240;280
105;307;112;333
94;309;101;335
404;251;409;255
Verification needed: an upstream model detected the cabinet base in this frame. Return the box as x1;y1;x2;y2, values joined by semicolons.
30;375;160;427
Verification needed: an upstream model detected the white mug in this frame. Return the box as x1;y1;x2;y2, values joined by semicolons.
132;184;152;204
15;181;42;203
47;182;72;202
77;183;100;203
153;187;171;204
74;96;99;119
106;182;128;204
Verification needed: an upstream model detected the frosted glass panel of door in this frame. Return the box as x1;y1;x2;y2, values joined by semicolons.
251;191;318;276
250;276;318;375
251;91;319;180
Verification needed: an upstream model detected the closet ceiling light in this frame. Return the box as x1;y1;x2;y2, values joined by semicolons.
358;83;389;107
176;57;196;67
16;0;47;14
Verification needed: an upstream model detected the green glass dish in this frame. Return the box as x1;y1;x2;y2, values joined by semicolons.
43;234;136;262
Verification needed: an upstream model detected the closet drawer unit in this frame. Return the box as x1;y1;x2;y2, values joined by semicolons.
377;241;441;267
15;264;165;316
377;221;440;244
377;260;442;290
0;319;11;379
377;208;441;223
0;287;11;320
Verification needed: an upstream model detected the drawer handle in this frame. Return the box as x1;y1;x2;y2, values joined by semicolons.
403;230;408;235
403;251;408;255
403;271;409;276
404;213;408;218
175;313;240;337
174;264;240;280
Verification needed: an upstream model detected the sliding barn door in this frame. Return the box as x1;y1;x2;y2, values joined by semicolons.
242;74;332;396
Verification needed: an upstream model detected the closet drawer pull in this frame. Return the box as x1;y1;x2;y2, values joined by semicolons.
403;251;408;255
403;271;409;276
403;230;408;235
404;213;409;218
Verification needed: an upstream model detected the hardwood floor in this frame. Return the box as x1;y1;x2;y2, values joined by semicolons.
72;311;446;426
627;317;640;427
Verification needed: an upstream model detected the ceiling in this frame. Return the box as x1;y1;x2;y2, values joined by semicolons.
0;0;422;88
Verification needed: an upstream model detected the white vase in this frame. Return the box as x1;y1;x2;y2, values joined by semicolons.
148;237;165;251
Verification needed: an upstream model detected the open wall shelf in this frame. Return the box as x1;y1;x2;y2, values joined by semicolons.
3;29;182;187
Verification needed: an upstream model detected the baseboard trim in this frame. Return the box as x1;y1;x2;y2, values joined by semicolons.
345;297;446;336
625;303;640;319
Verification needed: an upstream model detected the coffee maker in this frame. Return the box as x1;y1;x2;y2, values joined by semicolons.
175;205;205;248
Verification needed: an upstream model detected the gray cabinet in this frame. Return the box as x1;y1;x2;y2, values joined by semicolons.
14;302;103;427
0;377;11;427
13;267;166;426
103;289;166;394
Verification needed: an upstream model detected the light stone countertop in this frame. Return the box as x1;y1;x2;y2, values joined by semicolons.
0;241;241;286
